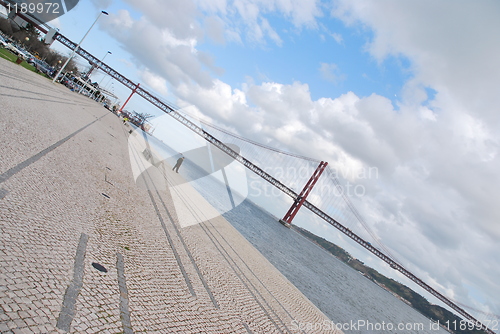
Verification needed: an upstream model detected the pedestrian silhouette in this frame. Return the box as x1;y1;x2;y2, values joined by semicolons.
172;156;185;173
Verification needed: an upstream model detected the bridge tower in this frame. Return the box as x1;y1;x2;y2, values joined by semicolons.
118;83;140;114
279;161;328;228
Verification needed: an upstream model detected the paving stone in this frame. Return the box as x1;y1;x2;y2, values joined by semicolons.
0;323;10;332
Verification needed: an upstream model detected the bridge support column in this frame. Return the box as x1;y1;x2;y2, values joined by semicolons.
279;161;328;228
118;83;140;114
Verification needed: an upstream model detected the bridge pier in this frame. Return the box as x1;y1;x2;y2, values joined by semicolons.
279;161;328;228
118;83;140;114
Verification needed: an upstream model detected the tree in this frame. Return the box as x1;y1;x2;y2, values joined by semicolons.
0;17;15;36
21;23;39;38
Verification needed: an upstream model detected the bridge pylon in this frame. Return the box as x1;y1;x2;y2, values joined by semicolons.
118;83;140;114
279;161;328;228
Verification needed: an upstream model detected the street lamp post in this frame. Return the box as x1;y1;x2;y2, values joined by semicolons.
52;10;108;83
61;71;73;86
97;51;112;87
86;50;111;79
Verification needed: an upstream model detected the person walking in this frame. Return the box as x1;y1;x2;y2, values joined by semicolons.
172;156;185;173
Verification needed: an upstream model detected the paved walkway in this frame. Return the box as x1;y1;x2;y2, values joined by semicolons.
0;59;340;333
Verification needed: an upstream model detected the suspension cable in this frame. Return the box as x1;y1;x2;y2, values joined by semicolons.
177;110;321;163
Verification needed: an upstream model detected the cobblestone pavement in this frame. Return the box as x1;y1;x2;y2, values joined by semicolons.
0;59;341;334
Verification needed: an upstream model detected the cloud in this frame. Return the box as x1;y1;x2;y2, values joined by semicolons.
259;17;282;46
123;0;201;40
139;69;169;96
319;62;346;84
331;0;500;125
204;16;226;44
101;9;214;88
331;32;343;44
91;0;113;9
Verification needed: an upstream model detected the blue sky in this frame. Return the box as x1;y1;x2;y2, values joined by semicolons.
40;0;500;326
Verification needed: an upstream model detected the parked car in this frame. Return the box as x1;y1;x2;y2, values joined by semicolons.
30;50;42;60
33;58;54;76
16;48;31;60
5;42;23;57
